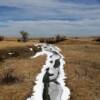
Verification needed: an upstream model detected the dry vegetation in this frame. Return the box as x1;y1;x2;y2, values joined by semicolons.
0;37;100;100
39;35;66;44
57;38;100;100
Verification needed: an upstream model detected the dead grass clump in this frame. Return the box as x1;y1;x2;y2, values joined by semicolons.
94;37;100;42
17;38;21;42
0;69;23;85
0;56;5;62
0;36;4;41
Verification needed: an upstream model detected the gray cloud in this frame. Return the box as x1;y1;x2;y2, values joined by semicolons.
0;0;100;36
0;0;100;21
0;19;100;37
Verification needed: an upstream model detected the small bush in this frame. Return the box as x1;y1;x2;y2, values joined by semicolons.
95;38;100;42
0;36;4;41
39;35;66;44
17;38;21;42
0;69;22;85
0;56;4;62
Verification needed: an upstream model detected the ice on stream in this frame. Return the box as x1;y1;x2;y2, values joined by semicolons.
27;44;70;100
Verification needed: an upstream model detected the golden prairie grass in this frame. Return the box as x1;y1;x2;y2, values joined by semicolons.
0;56;46;100
0;38;100;100
57;43;100;100
0;41;35;49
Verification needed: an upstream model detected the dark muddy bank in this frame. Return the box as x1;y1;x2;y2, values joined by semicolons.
0;46;41;62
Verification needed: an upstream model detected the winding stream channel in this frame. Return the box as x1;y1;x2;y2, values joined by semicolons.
27;44;70;100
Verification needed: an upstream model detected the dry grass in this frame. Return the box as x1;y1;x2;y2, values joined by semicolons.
0;56;46;100
0;41;46;100
57;40;100;100
0;41;36;49
0;38;100;100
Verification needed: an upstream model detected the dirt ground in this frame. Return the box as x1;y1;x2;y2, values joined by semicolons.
0;38;100;100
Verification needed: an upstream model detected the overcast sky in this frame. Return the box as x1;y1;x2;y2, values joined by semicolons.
0;0;100;37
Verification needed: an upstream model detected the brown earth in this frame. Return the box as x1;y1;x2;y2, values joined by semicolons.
0;38;100;100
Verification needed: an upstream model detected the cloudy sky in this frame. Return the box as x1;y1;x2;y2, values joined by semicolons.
0;0;100;37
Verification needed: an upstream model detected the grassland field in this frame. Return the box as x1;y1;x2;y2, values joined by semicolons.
0;37;100;100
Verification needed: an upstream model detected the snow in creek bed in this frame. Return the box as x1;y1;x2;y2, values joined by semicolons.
27;44;70;100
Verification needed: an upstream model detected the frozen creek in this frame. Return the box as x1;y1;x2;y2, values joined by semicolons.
27;44;70;100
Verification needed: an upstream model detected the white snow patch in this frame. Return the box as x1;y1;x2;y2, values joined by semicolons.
27;43;70;100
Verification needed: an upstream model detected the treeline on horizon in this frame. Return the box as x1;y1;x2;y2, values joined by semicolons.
0;31;67;43
0;31;100;43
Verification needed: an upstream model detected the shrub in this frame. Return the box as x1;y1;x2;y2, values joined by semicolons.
0;56;4;62
95;38;100;42
0;69;22;85
0;36;4;41
17;38;21;42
